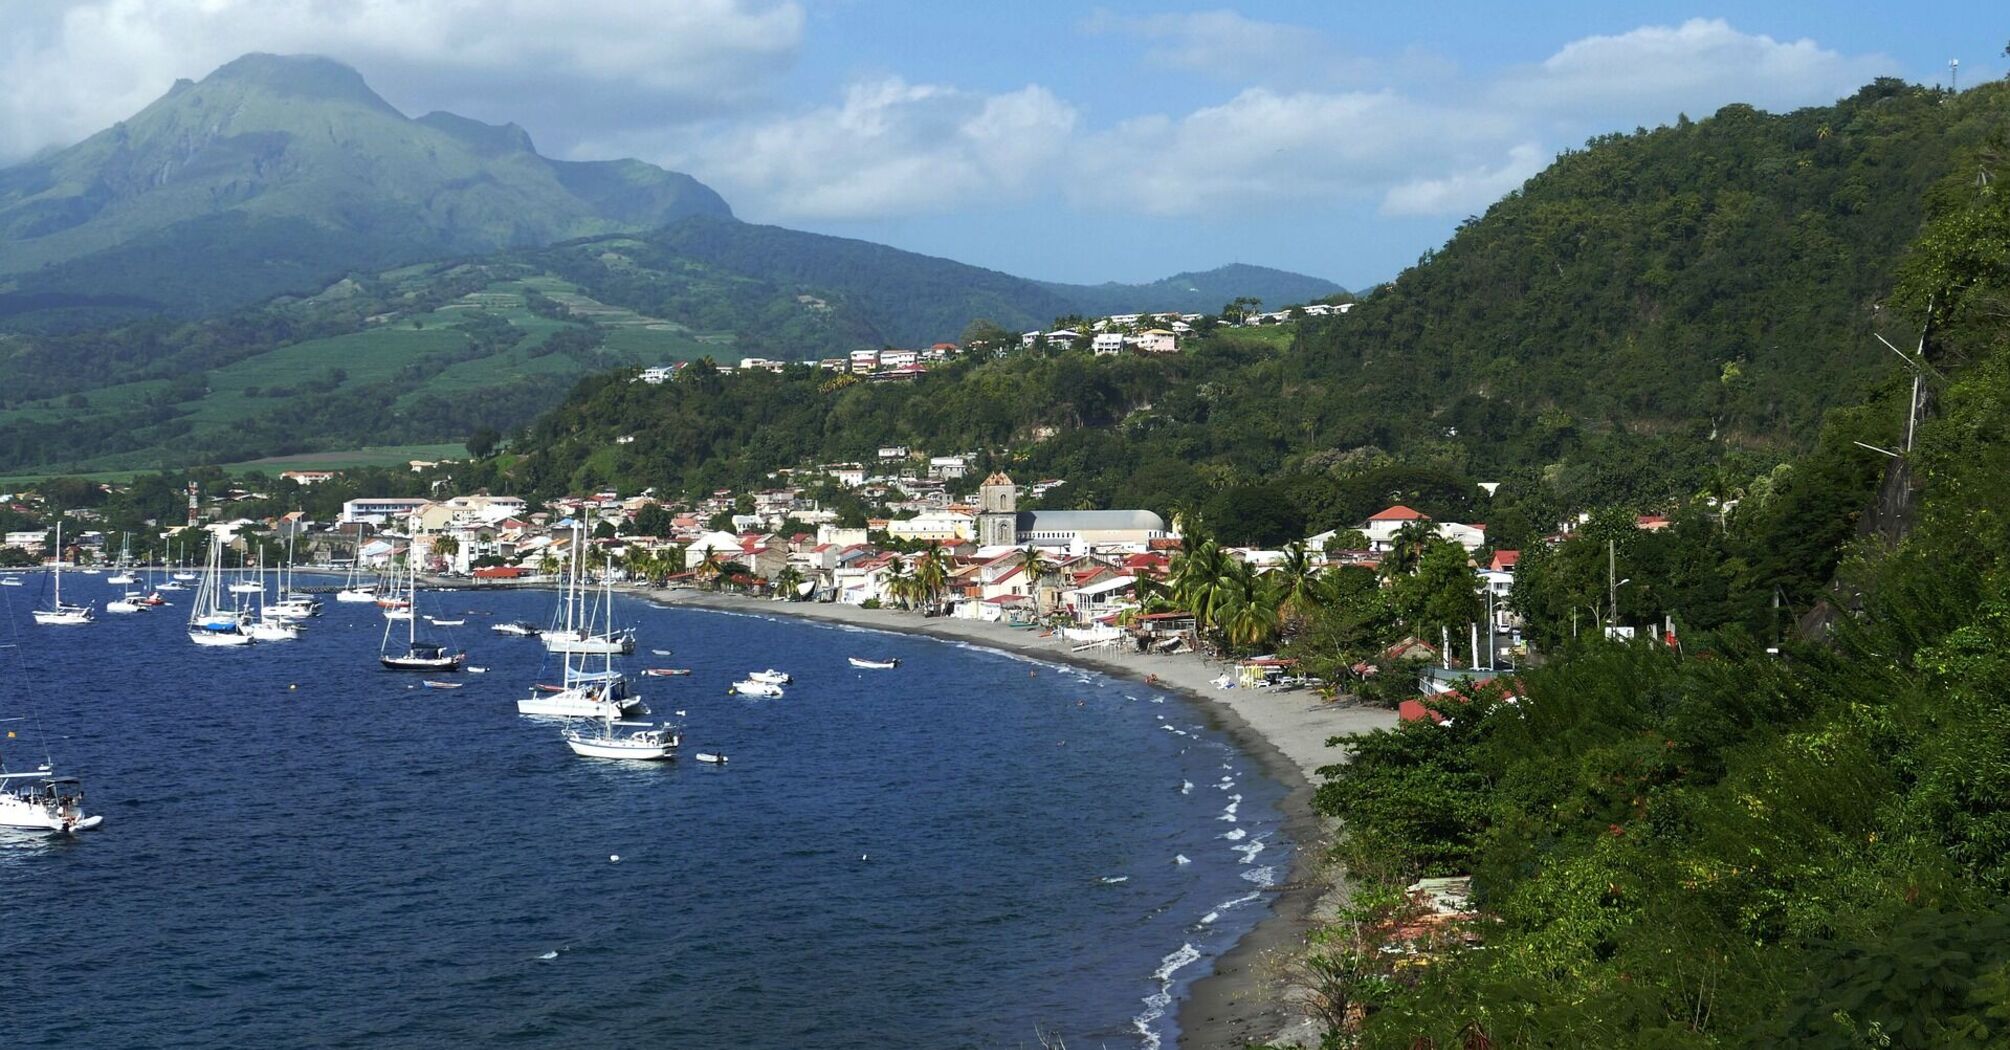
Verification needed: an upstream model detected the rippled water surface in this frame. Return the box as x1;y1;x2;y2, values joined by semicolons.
3;581;1287;1048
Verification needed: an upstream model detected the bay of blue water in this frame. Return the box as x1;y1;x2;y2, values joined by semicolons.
2;579;1287;1049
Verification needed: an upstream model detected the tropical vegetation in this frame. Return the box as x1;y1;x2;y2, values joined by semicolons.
1294;97;2010;1048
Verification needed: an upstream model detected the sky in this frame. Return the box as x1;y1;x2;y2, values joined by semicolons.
2;1;2003;288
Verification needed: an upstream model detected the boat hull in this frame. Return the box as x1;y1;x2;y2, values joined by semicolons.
0;804;103;833
381;654;465;672
518;690;644;719
564;737;676;760
189;629;254;647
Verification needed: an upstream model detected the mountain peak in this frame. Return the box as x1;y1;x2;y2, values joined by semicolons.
201;53;396;113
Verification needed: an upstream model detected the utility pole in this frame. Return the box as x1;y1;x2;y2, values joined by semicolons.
1607;538;1618;634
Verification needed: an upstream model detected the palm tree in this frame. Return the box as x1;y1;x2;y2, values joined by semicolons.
913;543;950;613
432;534;460;572
1170;536;1232;631
774;565;805;600
1019;545;1059;616
697;550;725;590
1385;520;1438;577
1218;560;1280;650
1271;541;1324;622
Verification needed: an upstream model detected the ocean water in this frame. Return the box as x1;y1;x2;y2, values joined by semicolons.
1;580;1288;1049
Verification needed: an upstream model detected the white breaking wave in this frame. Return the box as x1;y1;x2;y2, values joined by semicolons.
1241;865;1279;887
1134;941;1204;1050
1098;875;1130;884
1175;854;1191;865
1234;839;1266;865
1180;780;1193;795
1221;828;1247;841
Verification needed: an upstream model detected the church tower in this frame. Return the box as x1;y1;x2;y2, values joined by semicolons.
977;471;1018;547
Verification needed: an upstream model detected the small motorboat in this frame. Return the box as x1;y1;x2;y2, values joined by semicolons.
849;657;900;669
156;580;186;591
467;666;488;674
651;648;674;656
731;679;784;698
642;668;692;678
492;621;538;636
0;578;21;587
421;680;464;690
747;669;792;685
695;753;728;765
107;593;150;614
426;617;466;627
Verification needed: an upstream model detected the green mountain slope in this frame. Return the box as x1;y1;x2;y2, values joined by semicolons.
1040;263;1346;317
485;80;2005;544
0;53;730;323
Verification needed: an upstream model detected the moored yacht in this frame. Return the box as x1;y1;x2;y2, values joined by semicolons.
563;715;679;761
0;770;103;833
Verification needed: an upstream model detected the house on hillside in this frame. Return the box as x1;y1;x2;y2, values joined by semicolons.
1362;505;1431;549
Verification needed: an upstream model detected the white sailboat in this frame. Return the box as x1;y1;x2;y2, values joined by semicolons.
562;715;679;761
0;768;103;832
335;550;377;602
31;523;93;626
265;533;321;620
106;533;137;586
244;549;300;642
540;526;636;654
520;558;646;718
380;559;464;671
187;533;254;647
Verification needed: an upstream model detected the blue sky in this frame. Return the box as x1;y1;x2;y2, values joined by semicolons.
4;2;2003;288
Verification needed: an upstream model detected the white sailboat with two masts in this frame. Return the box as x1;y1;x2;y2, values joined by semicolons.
540;525;636;655
521;554;647;719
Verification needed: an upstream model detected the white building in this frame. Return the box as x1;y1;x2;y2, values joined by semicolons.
341;497;431;525
887;512;973;543
1091;332;1127;356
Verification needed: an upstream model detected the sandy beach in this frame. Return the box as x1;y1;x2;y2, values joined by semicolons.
633;587;1397;1048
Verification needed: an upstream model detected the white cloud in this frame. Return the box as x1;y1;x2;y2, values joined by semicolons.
652;77;1078;221
1496;18;1893;121
1060;17;1897;220
1381;144;1547;217
1082;8;1325;83
0;0;803;161
1074;88;1522;217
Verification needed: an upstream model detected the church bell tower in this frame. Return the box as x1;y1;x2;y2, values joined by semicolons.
977;472;1018;547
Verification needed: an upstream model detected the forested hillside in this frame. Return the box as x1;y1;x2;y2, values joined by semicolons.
1304;97;2010;1048
484;79;2005;550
